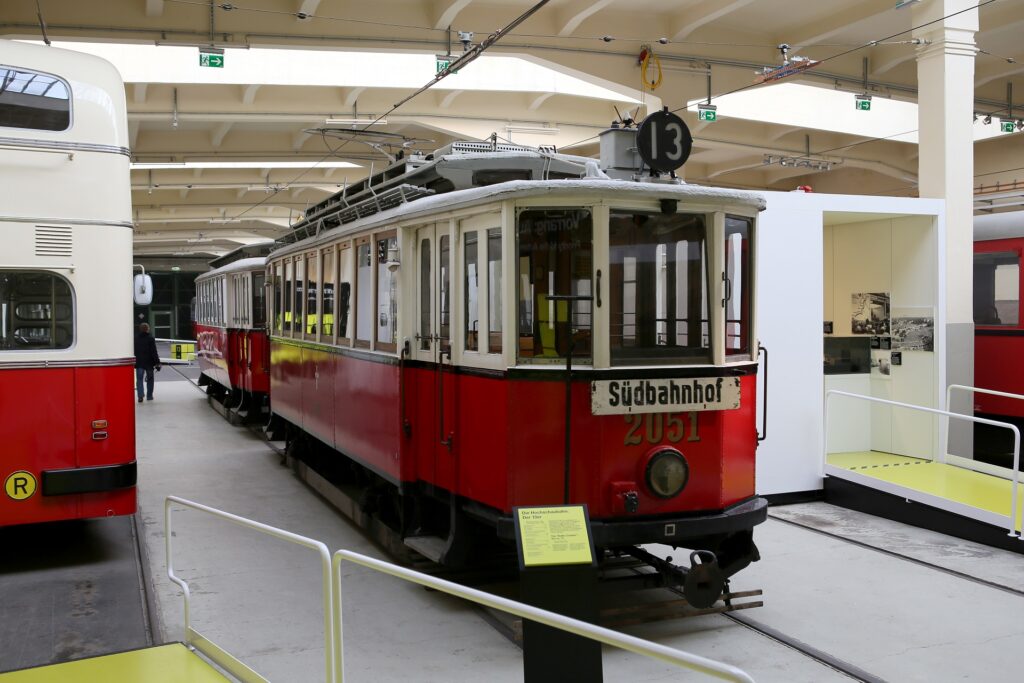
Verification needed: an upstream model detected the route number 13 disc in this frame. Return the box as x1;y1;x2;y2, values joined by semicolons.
637;109;692;173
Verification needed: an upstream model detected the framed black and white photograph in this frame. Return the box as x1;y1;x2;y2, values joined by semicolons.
891;307;934;352
851;292;890;335
870;349;892;379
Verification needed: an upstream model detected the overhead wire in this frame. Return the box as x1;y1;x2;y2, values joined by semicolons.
225;0;552;221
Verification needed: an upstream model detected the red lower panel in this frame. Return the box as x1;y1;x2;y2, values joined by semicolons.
196;324;231;389
0;364;136;526
975;335;1024;418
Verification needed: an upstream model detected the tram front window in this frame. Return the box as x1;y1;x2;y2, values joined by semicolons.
517;208;593;363
609;210;710;365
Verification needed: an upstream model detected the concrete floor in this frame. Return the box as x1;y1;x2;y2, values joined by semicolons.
131;372;1024;683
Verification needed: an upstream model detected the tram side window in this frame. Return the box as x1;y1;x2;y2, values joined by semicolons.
609;210;710;365
376;235;398;350
284;260;294;334
517;208;593;363
355;241;372;345
974;251;1020;326
253;273;266;328
294;258;305;336
0;67;71;132
273;263;283;333
306;252;319;338
465;232;479;351
725;216;752;358
338;243;352;341
322;248;335;339
488;228;502;353
0;272;74;350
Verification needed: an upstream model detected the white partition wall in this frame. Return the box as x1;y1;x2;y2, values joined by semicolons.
755;193;945;495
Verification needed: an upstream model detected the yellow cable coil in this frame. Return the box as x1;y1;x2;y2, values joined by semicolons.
640;45;663;91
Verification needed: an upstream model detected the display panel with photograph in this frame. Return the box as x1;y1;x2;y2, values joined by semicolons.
851;292;890;335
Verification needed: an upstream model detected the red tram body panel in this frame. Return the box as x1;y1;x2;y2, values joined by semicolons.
974;236;1024;419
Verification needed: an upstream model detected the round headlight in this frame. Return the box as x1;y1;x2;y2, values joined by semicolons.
645;449;689;499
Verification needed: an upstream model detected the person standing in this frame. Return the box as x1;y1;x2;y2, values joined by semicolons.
134;322;161;403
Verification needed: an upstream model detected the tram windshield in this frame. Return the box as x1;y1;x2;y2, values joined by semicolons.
517;208;593;363
609;210;710;365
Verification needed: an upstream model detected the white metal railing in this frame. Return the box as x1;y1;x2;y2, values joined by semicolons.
165;496;335;683
331;549;755;683
824;390;1022;537
945;384;1024;463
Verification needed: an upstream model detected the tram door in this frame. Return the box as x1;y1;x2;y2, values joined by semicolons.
415;223;456;487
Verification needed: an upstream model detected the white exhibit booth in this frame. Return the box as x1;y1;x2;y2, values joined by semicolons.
755;192;946;496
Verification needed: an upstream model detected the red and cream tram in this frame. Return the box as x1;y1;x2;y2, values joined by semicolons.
194;243;273;418
265;130;767;601
0;40;136;526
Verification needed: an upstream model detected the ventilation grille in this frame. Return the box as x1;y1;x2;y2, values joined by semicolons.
35;225;73;257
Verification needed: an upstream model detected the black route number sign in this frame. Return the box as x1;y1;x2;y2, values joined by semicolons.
637;109;692;173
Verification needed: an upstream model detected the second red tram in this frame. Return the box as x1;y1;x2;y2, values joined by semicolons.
194;244;273;417
261;138;767;601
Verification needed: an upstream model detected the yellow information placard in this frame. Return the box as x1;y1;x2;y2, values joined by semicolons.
515;505;593;568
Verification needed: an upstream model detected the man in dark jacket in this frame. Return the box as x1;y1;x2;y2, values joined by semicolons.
134;322;161;403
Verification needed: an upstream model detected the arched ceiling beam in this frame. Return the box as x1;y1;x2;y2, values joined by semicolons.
342;87;365;109
211;122;233;147
528;92;554;110
769;125;804;142
557;0;617;37
869;44;916;77
976;62;1024;87
241;84;261;105
705;158;770;180
145;0;164;17
439;89;464;109
433;0;474;30
128;120;140;149
670;0;756;42
132;84;148;104
786;0;894;50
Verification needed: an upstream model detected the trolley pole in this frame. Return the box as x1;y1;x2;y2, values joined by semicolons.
546;294;592;504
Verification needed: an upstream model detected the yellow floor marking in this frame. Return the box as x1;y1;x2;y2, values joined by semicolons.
828;451;1024;531
0;644;229;683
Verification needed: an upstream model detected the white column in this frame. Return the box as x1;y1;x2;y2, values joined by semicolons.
913;0;978;452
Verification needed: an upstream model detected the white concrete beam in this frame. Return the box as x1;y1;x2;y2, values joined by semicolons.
705;158;768;180
211;122;233;147
869;44;917;77
296;0;320;20
976;61;1024;87
439;89;464;109
787;0;893;50
128;120;140;149
342;87;366;109
557;0;616;37
133;83;148;104
293;129;312;151
241;84;261;105
528;92;555;111
769;125;804;142
145;0;164;17
237;188;248;199
179;188;189;200
671;0;755;42
433;0;474;30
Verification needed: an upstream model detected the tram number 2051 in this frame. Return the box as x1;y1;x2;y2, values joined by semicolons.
623;412;699;446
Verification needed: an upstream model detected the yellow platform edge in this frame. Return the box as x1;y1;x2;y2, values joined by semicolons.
0;643;230;683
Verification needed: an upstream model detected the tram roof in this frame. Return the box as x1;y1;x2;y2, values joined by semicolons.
195;256;267;280
270;177;765;259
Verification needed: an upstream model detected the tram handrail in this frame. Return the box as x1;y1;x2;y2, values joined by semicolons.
823;390;1021;537
165;496;335;683
945;384;1024;464
330;549;755;683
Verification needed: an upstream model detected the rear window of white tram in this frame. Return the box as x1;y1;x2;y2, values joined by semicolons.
0;272;74;350
608;210;711;365
0;67;71;131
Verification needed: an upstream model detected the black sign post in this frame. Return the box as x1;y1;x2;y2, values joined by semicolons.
636;107;692;175
515;505;602;683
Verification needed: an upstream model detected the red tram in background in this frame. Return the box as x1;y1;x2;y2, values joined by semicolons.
0;40;136;526
253;128;768;605
974;229;1024;462
194;243;274;420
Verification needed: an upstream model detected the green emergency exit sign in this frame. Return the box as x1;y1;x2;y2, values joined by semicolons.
200;52;224;68
855;97;871;111
698;105;717;122
1002;120;1015;133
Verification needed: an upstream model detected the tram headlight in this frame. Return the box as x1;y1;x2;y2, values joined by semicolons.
644;449;689;499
